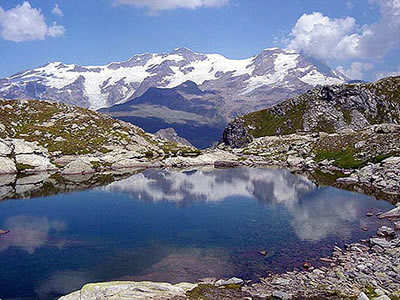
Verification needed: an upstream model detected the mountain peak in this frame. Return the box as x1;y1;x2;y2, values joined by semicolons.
173;47;196;54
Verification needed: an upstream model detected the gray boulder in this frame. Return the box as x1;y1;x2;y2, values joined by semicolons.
0;141;11;156
62;159;94;175
0;157;17;174
16;154;56;171
58;281;197;300
214;277;244;287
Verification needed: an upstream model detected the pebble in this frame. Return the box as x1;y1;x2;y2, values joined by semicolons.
259;250;267;256
374;288;385;296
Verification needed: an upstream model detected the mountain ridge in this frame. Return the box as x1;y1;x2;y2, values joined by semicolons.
0;47;347;111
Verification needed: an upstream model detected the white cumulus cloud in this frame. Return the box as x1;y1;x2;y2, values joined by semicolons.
112;0;229;12
287;0;400;61
0;1;65;42
336;62;373;80
287;12;365;60
52;3;64;17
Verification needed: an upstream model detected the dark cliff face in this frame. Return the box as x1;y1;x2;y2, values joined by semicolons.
221;76;400;148
221;119;253;148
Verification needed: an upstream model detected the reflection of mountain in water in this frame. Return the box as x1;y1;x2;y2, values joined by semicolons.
104;167;376;242
104;167;315;206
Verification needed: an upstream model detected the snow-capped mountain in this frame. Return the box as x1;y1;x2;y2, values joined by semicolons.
0;47;346;113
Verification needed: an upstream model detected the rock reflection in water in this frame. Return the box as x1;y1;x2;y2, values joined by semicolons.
0;168;145;201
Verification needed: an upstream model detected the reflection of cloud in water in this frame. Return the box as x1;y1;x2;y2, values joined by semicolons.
104;167;315;206
104;167;371;242
0;216;67;254
35;270;90;299
125;247;235;284
290;190;360;241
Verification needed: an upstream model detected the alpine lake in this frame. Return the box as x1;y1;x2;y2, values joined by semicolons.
0;167;394;299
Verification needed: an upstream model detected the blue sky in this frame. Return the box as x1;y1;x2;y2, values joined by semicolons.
0;0;399;80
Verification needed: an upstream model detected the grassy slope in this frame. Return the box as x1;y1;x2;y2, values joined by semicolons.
0;99;197;156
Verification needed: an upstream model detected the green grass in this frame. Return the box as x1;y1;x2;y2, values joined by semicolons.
242;101;308;137
16;163;35;171
314;148;365;169
370;153;393;164
311;169;346;186
341;109;353;124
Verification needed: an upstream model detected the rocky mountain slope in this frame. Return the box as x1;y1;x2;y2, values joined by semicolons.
222;76;400;148
0;48;346;112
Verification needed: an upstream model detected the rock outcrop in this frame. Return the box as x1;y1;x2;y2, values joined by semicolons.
0;98;214;175
222;76;400;148
0;139;55;174
221;119;253;148
154;128;194;147
59;281;197;300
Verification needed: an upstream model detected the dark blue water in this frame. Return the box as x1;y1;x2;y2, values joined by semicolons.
0;167;394;299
